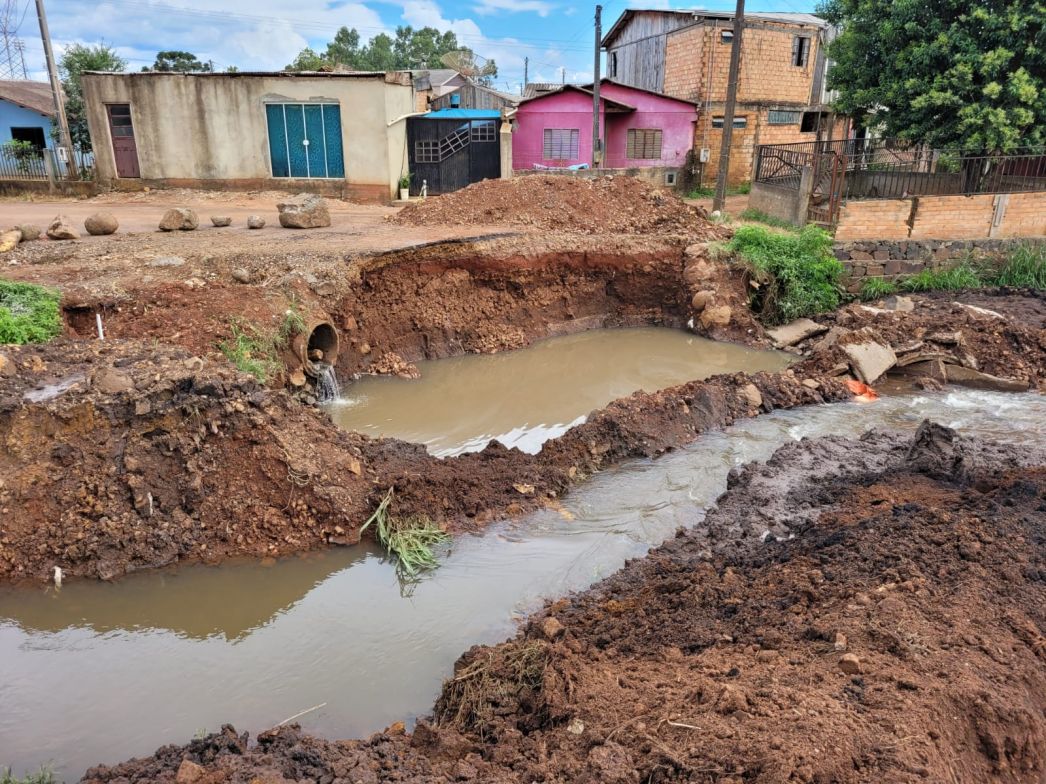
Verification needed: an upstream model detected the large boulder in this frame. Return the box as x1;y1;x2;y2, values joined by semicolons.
158;208;199;232
277;193;331;229
84;212;119;236
46;215;79;240
16;223;40;241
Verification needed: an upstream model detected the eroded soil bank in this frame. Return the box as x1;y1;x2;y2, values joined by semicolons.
81;422;1046;783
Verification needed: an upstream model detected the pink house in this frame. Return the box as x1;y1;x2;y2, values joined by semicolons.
513;79;699;172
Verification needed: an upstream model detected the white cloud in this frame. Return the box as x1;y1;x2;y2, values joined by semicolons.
472;0;555;17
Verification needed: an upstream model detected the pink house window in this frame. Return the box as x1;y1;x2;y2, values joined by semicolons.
543;129;579;160
627;129;663;160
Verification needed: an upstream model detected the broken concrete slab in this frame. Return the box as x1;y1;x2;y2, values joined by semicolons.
895;351;957;367
944;365;1030;392
891;359;948;381
842;341;897;384
883;295;915;312
953;302;1003;319
766;318;828;347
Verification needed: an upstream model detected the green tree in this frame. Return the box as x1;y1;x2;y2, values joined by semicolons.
58;43;127;151
326;27;361;65
143;50;213;73
285;47;330;71
285;25;464;72
819;0;1045;152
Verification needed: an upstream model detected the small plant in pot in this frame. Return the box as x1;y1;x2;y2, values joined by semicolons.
398;174;411;201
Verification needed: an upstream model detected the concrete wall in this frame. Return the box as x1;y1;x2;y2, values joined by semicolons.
0;100;54;148
748;180;804;223
835;192;1046;242
82;72;414;202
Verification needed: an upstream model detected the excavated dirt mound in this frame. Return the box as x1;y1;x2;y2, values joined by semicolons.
394;176;727;237
81;423;1046;783
0;339;846;583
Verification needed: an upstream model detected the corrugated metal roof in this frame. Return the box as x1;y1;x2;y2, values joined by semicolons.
0;79;56;116
420;108;502;119
603;8;826;46
82;70;389;78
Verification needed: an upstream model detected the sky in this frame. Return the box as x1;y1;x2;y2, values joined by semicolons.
7;0;817;93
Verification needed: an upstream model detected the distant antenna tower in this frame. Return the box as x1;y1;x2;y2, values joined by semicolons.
0;0;29;79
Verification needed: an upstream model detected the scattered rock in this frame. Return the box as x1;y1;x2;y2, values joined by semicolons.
740;383;762;409
288;368;307;387
953;301;1003;319
247;215;266;230
46;215;79;240
801;378;820;390
93;367;134;395
159;208;199;232
944;365;1030;392
148;256;186;268
513;482;535;495
84;212;119;236
699;304;732;328
838;653;862;675
834;633;847;651
883;295;914;312
175;758;205;784
0;228;20;252
211;216;232;227
566;718;585;735
842;341;897;384
277;193;332;229
542;616;565;640
15;223;40;241
767;318;827;347
231;268;252;284
690;290;715;311
0;352;13;377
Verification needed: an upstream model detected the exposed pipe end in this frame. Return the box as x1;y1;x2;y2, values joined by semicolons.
292;320;341;378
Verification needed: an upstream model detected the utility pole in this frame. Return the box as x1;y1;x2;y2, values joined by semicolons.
561;66;565;85
712;0;744;213
522;57;528;95
591;4;602;168
35;0;78;179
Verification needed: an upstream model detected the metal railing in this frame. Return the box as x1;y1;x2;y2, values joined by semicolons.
0;147;95;181
755;139;1046;199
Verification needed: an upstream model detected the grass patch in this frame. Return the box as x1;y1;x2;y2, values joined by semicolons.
859;277;899;301
729;224;843;325
0;280;62;344
361;488;449;578
898;262;983;293
1;768;56;784
686;181;750;199
738;208;798;231
988;243;1046;289
217;305;305;383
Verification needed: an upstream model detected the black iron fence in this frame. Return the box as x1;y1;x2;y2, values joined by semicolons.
755;139;1046;199
0;146;95;181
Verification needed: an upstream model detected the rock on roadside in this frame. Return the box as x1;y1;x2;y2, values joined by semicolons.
16;223;40;241
84;212;119;236
277;193;331;229
247;215;266;230
0;228;20;252
46;215;79;240
211;216;232;227
158;208;199;232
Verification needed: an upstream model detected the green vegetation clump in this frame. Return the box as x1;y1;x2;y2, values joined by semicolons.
899;262;983;293
0;280;62;344
1;767;56;784
362;488;449;578
686;182;751;200
989;243;1046;289
858;277;899;301
729;224;843;325
217;306;305;383
738;208;798;231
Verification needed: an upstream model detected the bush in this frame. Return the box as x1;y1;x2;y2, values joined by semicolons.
0;280;62;344
1;768;56;784
729;224;843;325
988;244;1046;289
859;277;899;301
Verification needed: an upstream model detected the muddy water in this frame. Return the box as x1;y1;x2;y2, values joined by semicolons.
4;390;1046;777
327;327;790;456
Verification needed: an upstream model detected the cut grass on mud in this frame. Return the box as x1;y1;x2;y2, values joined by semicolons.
729;224;843;325
361;488;449;577
1;768;55;784
218;307;306;383
0;280;61;345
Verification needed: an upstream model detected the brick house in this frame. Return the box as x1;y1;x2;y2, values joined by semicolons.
602;9;849;186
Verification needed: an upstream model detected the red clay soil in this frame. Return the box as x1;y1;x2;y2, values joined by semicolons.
0;338;847;583
394;176;728;238
80;423;1046;783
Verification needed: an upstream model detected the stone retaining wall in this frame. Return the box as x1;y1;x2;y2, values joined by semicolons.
834;237;1045;293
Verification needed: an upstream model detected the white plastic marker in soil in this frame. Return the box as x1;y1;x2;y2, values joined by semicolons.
1;390;1044;778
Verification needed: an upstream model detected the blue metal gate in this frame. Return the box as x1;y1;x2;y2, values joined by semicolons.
266;103;345;179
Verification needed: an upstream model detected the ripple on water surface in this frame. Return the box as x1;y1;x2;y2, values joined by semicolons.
1;390;1045;777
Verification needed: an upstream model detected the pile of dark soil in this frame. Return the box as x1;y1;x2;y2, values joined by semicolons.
82;423;1046;783
394;176;726;237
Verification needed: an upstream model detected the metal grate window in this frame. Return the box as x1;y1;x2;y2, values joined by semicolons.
543;128;580;160
471;120;496;143
626;128;663;159
415;140;440;163
712;116;748;129
768;110;801;125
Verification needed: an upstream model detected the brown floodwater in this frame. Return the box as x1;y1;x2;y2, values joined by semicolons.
326;327;791;455
3;387;1046;777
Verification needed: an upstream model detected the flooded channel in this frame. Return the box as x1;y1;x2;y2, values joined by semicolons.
327;327;790;456
3;389;1046;777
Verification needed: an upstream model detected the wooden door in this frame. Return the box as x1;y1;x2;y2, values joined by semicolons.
107;104;140;178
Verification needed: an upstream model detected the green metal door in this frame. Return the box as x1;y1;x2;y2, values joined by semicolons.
266;103;344;178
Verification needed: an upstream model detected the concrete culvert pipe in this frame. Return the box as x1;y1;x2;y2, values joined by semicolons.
292;320;341;377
